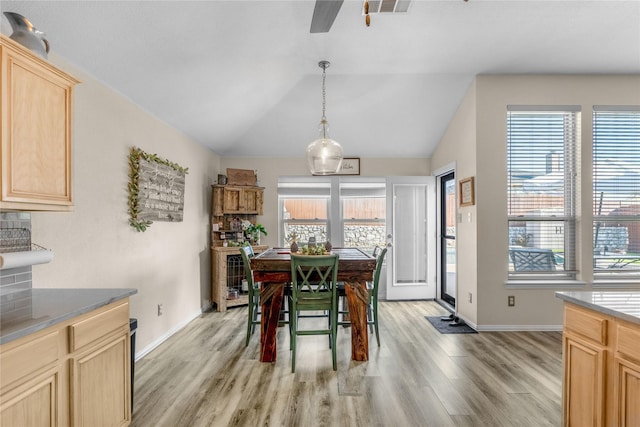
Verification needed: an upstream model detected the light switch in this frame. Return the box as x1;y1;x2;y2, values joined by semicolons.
467;212;472;222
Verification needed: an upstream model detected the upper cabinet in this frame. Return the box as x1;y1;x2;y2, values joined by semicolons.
0;35;80;211
212;185;264;216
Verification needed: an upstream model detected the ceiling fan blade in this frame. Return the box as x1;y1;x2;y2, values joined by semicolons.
310;0;344;33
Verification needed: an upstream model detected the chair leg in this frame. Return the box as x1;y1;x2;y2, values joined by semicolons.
331;308;338;371
245;297;254;347
291;306;297;373
373;300;380;347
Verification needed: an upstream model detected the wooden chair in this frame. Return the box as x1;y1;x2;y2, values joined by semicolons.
239;245;260;346
289;254;339;372
339;246;387;347
241;246;290;347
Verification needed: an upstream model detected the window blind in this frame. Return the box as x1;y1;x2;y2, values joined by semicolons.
593;107;640;276
507;109;579;278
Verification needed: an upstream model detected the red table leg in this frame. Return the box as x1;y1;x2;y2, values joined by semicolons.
344;280;369;361
260;282;284;362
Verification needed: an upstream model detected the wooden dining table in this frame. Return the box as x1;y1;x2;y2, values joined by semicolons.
251;247;377;363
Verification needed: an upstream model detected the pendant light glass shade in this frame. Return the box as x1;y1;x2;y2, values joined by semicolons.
307;61;343;175
306;134;343;175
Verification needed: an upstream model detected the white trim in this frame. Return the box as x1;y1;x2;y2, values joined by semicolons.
477;324;563;332
432;161;456;179
505;280;587;289
593;281;640;290
456;314;563;332
134;309;202;361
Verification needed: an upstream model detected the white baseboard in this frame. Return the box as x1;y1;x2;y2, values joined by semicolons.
455;314;562;332
476;324;563;332
134;309;203;361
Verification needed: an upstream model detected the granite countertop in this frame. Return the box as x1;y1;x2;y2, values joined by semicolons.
0;288;137;345
556;291;640;325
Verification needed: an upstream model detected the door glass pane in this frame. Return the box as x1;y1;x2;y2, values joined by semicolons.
394;184;427;284
443;177;456;300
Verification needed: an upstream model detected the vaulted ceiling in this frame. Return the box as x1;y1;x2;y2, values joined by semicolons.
2;1;639;158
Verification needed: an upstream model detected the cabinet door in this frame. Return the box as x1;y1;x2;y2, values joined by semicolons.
614;357;640;426
1;41;77;210
223;187;243;213
563;334;606;427
243;187;263;214
0;368;60;427
71;332;130;427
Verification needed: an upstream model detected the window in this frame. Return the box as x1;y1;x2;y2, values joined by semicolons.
278;178;330;245
593;107;640;278
278;177;386;251
507;107;580;279
340;182;386;253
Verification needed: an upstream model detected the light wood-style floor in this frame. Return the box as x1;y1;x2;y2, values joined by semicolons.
131;301;562;427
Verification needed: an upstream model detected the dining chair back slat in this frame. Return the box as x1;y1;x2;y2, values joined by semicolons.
289;254;339;372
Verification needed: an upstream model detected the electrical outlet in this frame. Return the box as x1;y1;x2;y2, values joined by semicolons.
468;292;473;303
157;304;164;316
508;296;515;307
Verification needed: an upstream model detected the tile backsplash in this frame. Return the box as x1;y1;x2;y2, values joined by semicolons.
0;212;32;292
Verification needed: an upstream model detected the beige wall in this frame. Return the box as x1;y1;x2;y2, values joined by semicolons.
432;74;640;330
221;157;431;248
431;79;478;324
29;55;429;359
31;54;221;355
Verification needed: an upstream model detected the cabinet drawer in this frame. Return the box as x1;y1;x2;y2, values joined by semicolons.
69;302;129;351
0;330;59;388
617;323;640;363
565;305;608;345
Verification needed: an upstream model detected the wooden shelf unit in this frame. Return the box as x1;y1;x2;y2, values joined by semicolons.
211;245;267;312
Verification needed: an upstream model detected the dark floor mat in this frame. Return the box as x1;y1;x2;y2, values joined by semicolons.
425;316;478;334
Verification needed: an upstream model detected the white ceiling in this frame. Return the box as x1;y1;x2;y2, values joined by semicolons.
2;1;639;158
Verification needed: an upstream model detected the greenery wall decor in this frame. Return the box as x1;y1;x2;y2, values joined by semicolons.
128;147;189;232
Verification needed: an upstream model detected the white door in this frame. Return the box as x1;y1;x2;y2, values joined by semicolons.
385;176;436;300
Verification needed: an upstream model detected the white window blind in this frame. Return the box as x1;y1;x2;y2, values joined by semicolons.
507;108;579;278
593;107;640;277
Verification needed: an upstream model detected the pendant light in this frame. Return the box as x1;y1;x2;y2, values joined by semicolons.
306;60;344;175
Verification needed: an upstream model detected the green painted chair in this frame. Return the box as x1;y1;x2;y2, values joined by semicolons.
338;246;387;347
239;245;260;346
289;254;339;372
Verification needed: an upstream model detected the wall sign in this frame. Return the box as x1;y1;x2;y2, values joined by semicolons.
337;157;360;175
128;147;189;232
459;176;475;207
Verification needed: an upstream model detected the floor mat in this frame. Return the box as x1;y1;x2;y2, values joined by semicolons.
425;316;478;334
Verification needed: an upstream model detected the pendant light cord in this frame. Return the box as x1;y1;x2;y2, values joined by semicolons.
319;61;330;139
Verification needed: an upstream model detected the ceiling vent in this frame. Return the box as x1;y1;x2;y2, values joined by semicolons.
366;0;412;14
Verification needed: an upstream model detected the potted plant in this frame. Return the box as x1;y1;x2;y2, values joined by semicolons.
242;220;267;245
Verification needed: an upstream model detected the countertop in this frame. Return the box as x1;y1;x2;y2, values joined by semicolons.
556;291;640;326
0;288;137;345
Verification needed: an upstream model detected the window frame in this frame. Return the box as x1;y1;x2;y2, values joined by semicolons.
592;106;640;281
506;106;580;281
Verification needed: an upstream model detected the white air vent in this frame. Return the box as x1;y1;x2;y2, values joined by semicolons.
366;0;412;14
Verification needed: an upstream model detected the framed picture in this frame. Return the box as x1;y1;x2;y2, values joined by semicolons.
337;158;360;175
459;176;475;207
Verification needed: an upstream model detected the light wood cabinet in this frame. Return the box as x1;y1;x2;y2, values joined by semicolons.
0;300;131;427
0;34;79;211
212;245;267;312
212;184;264;216
562;303;640;426
211;184;264;247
